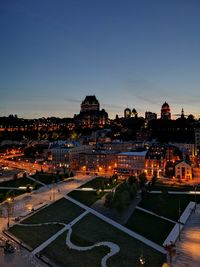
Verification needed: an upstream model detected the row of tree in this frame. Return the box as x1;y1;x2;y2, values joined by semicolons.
104;173;155;211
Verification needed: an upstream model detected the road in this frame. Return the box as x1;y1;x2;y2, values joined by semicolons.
0;153;49;174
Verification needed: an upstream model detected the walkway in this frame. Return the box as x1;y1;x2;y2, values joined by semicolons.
91;194;141;225
173;204;200;267
65;195;166;254
17;209;120;267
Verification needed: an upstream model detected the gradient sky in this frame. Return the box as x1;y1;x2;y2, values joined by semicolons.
1;0;200;119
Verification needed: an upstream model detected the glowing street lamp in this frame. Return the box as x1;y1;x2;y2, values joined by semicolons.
139;246;145;266
139;255;145;266
6;197;12;229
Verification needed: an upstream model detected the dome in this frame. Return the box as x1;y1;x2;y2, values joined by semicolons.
162;102;169;109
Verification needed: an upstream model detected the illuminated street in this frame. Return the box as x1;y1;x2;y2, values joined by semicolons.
173;204;200;267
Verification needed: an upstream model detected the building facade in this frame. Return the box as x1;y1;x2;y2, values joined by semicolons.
175;160;192;180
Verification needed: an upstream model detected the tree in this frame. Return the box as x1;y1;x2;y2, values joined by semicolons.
128;175;137;185
113;190;130;211
104;192;113;207
130;183;137;199
151;174;157;186
138;172;147;188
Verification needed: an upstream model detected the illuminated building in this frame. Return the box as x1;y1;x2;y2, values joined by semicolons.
74;95;108;128
115;151;147;176
175;160;192;180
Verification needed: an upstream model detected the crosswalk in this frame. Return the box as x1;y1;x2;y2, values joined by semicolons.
173;204;200;267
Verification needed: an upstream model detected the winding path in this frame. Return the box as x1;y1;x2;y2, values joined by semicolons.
17;218;120;267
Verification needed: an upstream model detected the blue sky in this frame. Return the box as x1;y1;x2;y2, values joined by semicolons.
1;0;200;119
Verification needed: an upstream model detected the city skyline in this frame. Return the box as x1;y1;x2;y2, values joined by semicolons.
1;0;200;119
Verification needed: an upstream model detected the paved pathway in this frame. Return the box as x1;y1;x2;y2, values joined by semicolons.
91;194;141;225
65;195;166;254
172;204;200;267
17;209;120;267
31;211;89;255
0;234;46;267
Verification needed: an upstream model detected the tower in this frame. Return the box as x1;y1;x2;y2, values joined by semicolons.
161;102;171;119
124;108;131;118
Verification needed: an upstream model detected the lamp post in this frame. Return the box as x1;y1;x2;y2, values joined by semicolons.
139;246;145;266
6;197;12;229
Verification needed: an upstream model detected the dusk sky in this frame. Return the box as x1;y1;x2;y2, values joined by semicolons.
1;0;200;119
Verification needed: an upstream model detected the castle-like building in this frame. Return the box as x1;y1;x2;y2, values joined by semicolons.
74;95;108;128
161;102;171;119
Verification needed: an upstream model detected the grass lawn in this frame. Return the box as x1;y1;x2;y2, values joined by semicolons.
152;183;200;192
42;213;165;267
42;231;110;267
0;177;40;202
9;224;62;250
32;173;66;185
68;190;106;206
80;176;118;190
8;198;85;249
125;209;175;245
72;213;165;267
139;193;200;221
22;198;84;224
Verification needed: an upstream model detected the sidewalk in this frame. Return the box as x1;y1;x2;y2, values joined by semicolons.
65;195;166;254
91;194;141;225
172;204;200;267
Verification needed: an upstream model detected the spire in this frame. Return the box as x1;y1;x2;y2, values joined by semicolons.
181;108;184;119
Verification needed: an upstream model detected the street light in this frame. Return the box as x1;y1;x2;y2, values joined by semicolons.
6;197;12;229
139;246;145;266
139;255;145;266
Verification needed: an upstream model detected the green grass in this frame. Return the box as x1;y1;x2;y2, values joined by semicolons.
71;213;165;267
32;173;65;185
152;183;200;192
125;209;175;245
139;193;200;221
8;198;85;249
22;198;84;224
9;200;165;266
68;190;106;206
0;177;40;202
42;213;165;267
9;224;62;250
80;176;118;190
42;231;109;267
